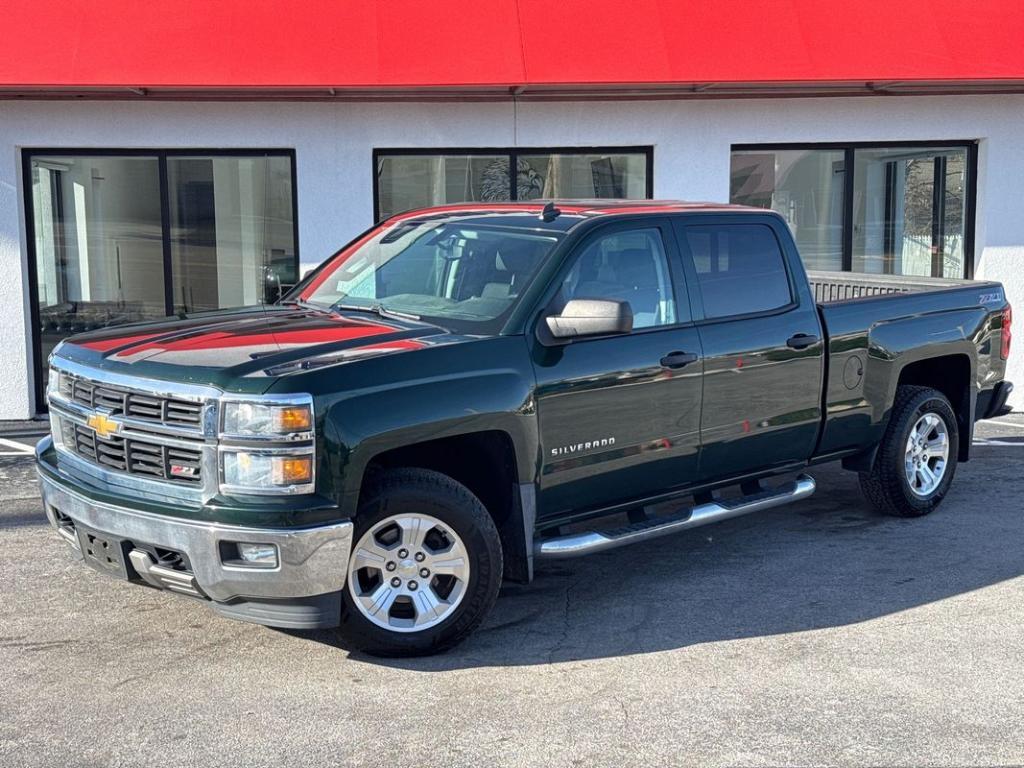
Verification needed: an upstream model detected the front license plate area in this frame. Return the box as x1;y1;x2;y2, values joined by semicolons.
77;525;131;580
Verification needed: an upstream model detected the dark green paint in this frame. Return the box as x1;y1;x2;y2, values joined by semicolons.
45;205;1011;553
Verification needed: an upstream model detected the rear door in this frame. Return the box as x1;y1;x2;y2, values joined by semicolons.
532;219;704;521
673;214;824;482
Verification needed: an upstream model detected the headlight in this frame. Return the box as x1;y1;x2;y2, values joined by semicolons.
221;397;313;438
218;394;316;494
221;450;314;493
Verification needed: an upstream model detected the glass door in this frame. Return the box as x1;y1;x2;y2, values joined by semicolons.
852;146;968;278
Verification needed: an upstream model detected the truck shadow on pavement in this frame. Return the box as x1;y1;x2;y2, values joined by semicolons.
302;441;1024;669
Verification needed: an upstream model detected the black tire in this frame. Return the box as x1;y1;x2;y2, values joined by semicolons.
859;385;959;517
335;468;503;656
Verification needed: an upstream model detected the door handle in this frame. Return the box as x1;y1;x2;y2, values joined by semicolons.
786;333;820;350
660;351;699;369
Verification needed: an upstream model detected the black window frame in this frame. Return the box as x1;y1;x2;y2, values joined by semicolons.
730;140;979;280
22;147;300;414
372;146;655;223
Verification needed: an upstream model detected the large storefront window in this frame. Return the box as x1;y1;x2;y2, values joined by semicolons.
374;148;652;221
26;150;297;407
730;143;975;279
730;149;845;271
167;155;296;313
851;147;968;278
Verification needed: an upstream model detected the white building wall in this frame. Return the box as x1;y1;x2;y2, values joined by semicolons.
1;95;1022;418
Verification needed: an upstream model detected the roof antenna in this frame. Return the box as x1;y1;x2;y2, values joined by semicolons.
540;201;561;222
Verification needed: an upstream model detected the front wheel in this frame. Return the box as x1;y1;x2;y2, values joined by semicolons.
859;385;958;517
335;468;503;656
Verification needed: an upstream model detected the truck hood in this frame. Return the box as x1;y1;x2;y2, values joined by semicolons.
58;305;467;385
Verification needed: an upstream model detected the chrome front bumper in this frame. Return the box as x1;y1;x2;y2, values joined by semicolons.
38;461;353;626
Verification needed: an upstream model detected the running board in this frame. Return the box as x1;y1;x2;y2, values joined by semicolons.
534;474;816;560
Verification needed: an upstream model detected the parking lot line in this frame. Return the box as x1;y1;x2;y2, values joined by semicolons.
0;437;35;456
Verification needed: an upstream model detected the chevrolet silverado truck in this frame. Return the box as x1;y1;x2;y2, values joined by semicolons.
36;201;1014;656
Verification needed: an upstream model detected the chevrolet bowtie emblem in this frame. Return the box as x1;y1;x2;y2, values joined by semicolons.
87;413;121;439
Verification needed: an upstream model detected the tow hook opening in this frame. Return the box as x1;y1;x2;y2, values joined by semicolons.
128;549;206;600
51;507;78;547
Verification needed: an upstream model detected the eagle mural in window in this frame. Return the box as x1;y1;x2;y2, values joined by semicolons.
480;157;544;201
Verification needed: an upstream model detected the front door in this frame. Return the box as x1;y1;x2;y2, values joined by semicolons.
532;221;703;522
674;216;824;482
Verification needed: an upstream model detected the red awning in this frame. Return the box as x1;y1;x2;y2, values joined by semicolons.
2;0;1022;97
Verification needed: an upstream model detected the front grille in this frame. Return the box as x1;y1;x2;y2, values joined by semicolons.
58;373;203;430
59;417;203;485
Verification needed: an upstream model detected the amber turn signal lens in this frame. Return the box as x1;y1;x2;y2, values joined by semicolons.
277;406;312;432
276;456;313;484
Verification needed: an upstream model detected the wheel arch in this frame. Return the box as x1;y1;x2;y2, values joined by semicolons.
358;430;536;583
894;353;973;461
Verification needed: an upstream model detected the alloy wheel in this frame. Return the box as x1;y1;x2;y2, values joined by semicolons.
904;412;949;497
347;513;470;632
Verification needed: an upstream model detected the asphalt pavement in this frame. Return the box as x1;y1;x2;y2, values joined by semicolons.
2;418;1023;767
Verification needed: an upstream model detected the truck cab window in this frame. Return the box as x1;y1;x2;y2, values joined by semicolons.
302;219;560;330
684;224;792;319
558;228;679;328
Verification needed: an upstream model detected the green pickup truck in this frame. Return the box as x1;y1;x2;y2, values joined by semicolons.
36;201;1013;655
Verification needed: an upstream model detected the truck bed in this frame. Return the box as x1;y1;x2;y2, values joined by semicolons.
807;270;974;303
810;269;1008;463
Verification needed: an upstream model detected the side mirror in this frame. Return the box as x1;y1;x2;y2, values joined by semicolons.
263;267;284;304
545;299;633;340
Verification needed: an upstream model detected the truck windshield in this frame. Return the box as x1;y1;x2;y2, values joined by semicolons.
298;218;561;332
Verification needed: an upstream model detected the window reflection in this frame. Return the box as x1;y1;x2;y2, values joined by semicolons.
852;147;967;278
731;144;971;279
375;150;651;220
28;151;298;400
730;149;845;271
376;155;507;219
31;155;166;372
518;153;648;200
168;156;296;313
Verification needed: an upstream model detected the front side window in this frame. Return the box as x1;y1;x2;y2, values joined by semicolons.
557;228;678;329
684;224;792;319
26;150;298;407
375;148;652;220
301;218;560;332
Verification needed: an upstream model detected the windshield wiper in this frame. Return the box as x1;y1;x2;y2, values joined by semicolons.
281;298;321;311
332;302;421;322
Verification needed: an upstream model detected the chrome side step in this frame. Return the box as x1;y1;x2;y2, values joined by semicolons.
534;474;816;560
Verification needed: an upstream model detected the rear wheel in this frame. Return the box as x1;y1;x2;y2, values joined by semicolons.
859;385;958;517
336;468;502;656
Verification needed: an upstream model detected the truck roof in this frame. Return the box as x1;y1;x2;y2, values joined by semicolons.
384;200;768;232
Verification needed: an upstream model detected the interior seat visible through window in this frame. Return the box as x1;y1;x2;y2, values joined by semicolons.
480;240;547;299
559;228;677;328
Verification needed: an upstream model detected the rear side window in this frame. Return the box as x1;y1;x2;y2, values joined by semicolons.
683;224;793;319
